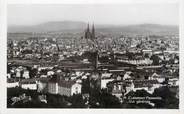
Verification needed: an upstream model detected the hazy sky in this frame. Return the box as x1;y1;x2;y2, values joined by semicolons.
8;4;179;26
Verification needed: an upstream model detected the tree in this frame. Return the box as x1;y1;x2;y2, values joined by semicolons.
69;94;86;108
150;55;160;65
46;94;68;108
30;68;38;78
126;52;134;59
98;91;121;108
99;56;109;63
81;77;90;94
125;89;152;97
144;53;149;58
152;86;179;108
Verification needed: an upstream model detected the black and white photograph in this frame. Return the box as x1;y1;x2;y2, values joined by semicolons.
1;0;183;112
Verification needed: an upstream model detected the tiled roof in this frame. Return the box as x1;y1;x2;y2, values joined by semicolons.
48;76;77;88
7;78;19;83
39;77;51;83
19;78;38;84
58;80;76;88
48;76;58;83
133;80;159;84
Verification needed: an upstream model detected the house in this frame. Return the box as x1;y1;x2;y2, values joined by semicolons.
70;73;77;80
59;55;65;60
47;77;58;94
117;58;153;65
101;73;112;78
168;78;179;86
107;80;127;98
149;72;159;80
91;72;100;80
116;75;123;81
76;79;82;83
16;70;21;78
19;78;37;90
153;50;162;55
47;71;55;76
132;80;160;94
37;77;50;93
142;49;153;56
75;71;84;77
82;75;88;79
7;79;19;88
47;77;82;96
123;71;132;80
82;59;90;63
107;79;160;98
58;80;82;96
25;54;33;59
101;77;114;89
38;66;53;72
149;73;165;83
22;70;29;79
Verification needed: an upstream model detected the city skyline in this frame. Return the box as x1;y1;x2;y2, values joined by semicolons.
6;2;179;109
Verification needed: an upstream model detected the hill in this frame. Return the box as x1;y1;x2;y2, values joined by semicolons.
8;21;179;35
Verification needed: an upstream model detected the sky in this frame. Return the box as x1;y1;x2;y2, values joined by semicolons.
8;3;179;26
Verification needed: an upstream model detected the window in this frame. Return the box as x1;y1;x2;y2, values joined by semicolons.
75;87;78;94
119;85;121;90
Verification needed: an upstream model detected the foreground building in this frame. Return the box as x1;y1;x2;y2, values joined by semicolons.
47;77;82;96
107;79;161;98
19;78;37;90
37;77;51;93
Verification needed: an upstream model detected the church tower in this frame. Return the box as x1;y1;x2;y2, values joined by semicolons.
85;23;91;39
91;23;95;40
84;23;96;40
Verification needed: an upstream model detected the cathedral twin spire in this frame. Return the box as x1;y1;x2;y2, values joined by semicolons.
85;23;95;40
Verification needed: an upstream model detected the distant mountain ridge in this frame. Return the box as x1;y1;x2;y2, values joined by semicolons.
8;21;87;33
8;21;178;34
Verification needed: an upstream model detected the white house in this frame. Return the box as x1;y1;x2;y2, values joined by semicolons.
37;77;50;93
23;70;29;79
123;72;132;80
82;75;87;79
7;81;19;88
82;59;90;64
16;70;21;78
75;71;84;77
101;73;112;78
149;72;159;80
168;78;179;86
47;71;55;76
76;79;82;83
101;78;114;89
38;66;53;72
19;79;37;90
7;73;11;78
150;73;165;83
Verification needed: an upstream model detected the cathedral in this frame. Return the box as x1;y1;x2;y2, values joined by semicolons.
84;23;96;41
81;23;98;52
